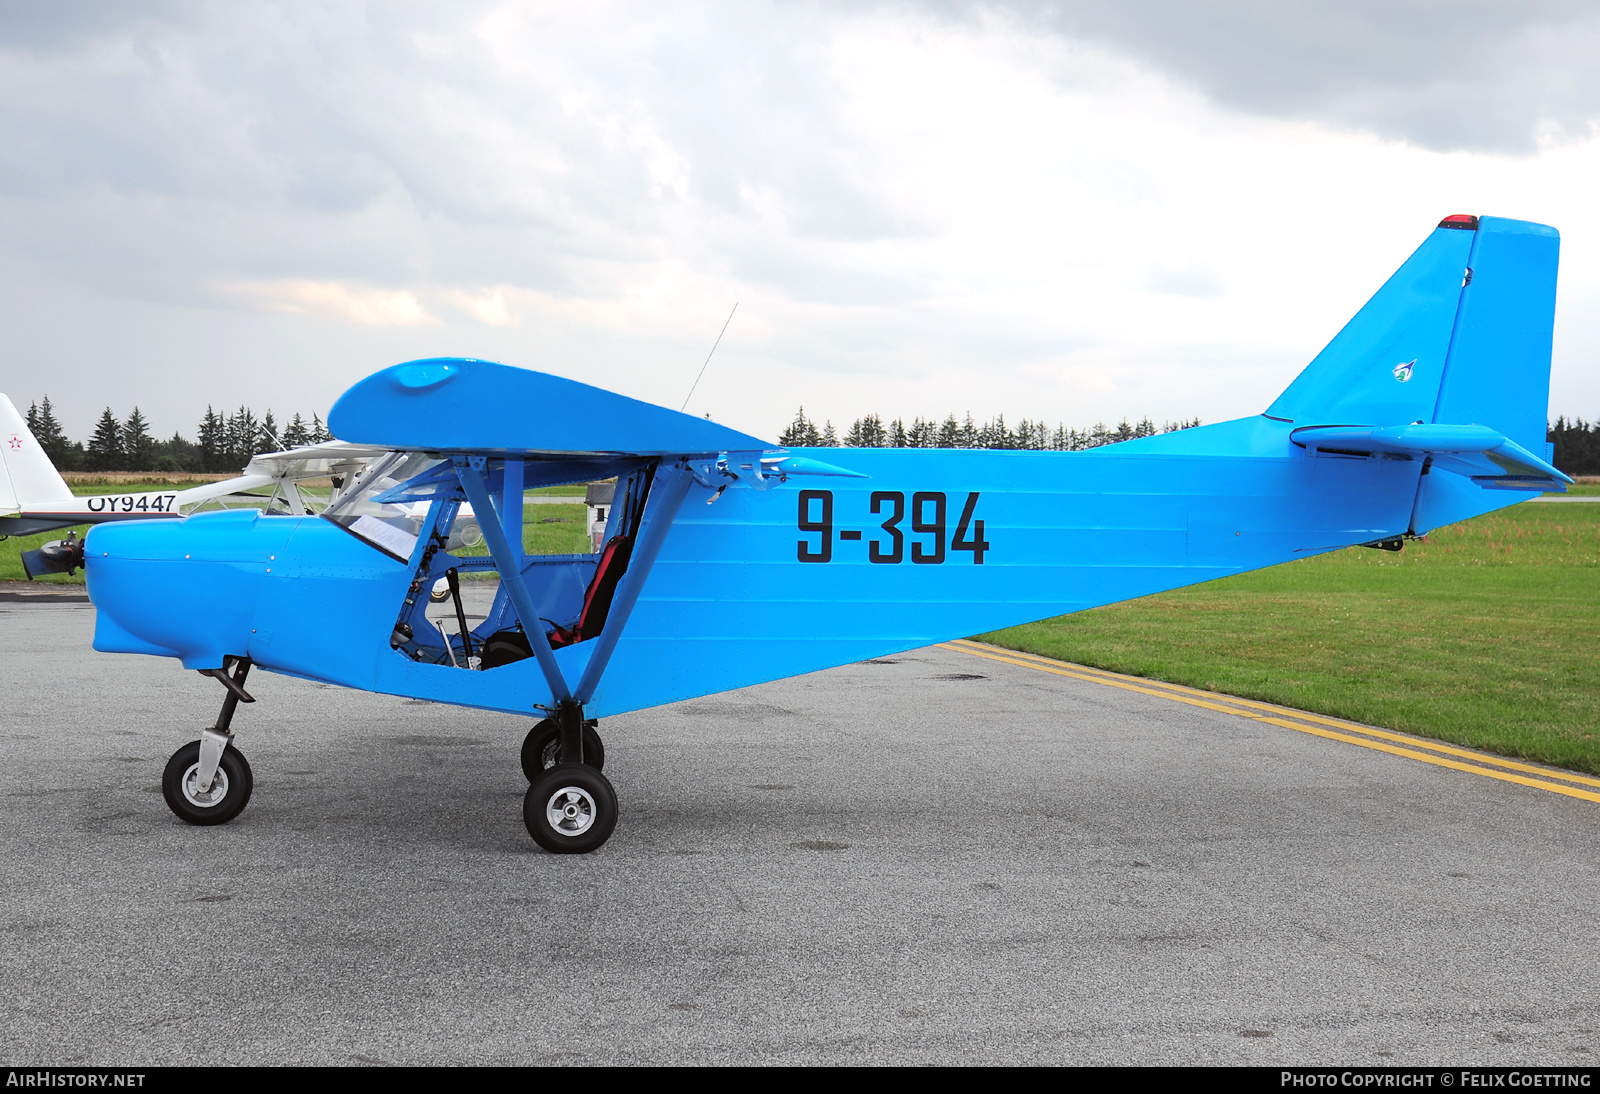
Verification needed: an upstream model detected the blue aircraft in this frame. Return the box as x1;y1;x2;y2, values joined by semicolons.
71;213;1567;853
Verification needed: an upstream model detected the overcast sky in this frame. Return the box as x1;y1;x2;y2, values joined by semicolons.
2;1;1597;442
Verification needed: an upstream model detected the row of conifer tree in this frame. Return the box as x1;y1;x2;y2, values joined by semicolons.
779;408;1203;450
22;398;332;473
1550;417;1600;476
784;408;1600;474
19;396;1600;476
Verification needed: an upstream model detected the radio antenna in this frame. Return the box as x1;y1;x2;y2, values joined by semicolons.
681;302;738;413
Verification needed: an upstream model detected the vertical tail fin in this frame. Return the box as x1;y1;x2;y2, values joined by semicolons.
1266;216;1476;427
1267;214;1559;458
1269;215;1562;533
0;395;74;515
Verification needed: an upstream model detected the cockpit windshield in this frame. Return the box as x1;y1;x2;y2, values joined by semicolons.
321;451;445;562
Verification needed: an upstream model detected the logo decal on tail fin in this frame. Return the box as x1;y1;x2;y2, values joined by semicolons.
7;434;21;449
1393;359;1416;383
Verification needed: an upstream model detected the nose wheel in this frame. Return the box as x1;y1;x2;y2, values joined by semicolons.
162;740;254;825
524;763;618;853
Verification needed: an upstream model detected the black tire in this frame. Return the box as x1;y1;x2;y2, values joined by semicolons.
161;740;254;826
524;763;618;853
519;718;604;780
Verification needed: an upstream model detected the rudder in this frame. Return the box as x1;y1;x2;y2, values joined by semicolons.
1432;216;1559;456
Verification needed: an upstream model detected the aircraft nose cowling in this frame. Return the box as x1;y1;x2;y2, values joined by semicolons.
86;511;301;669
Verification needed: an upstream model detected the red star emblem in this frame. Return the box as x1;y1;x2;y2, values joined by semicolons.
7;435;20;450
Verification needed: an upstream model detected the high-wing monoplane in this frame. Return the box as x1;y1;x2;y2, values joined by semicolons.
78;214;1568;853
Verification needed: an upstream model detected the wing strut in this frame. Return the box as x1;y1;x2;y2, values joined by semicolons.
573;461;693;704
454;455;692;714
454;456;573;706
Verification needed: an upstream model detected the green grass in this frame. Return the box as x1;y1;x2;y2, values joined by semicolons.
0;530;87;583
464;504;592;557
523;505;592;553
981;499;1600;774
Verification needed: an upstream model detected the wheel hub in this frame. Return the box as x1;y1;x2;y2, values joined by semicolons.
180;763;230;809
545;787;596;836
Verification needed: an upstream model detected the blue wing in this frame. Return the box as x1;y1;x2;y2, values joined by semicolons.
328;357;773;456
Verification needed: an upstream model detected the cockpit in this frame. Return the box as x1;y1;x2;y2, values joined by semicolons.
322;452;654;672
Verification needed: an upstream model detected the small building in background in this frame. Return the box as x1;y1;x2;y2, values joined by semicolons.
585;481;615;552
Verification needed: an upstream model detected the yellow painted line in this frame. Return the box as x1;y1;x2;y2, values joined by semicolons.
936;642;1600;806
947;639;1600;792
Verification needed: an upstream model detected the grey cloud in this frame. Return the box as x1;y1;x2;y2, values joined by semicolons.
4;0;1595;442
0;0;919;306
0;1;198;54
933;0;1600;153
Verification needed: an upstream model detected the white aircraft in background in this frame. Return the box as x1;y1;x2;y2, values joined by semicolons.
0;394;484;578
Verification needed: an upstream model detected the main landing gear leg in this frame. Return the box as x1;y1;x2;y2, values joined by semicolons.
519;716;604;781
162;657;257;826
523;700;618;854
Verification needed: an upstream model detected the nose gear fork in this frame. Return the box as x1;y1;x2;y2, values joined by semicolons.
194;657;253;794
194;728;232;795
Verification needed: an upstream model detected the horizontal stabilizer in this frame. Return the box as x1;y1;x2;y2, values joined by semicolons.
1291;423;1572;491
329;358;773;457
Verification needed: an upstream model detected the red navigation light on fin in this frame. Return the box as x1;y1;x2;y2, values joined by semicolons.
1438;214;1479;230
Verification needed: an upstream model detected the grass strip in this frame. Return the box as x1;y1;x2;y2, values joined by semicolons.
980;499;1600;775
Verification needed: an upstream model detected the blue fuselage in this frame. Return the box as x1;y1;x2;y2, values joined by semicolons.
85;416;1516;720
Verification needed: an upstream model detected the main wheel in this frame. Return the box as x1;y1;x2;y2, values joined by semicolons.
161;740;254;826
519;718;604;780
524;763;618;853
